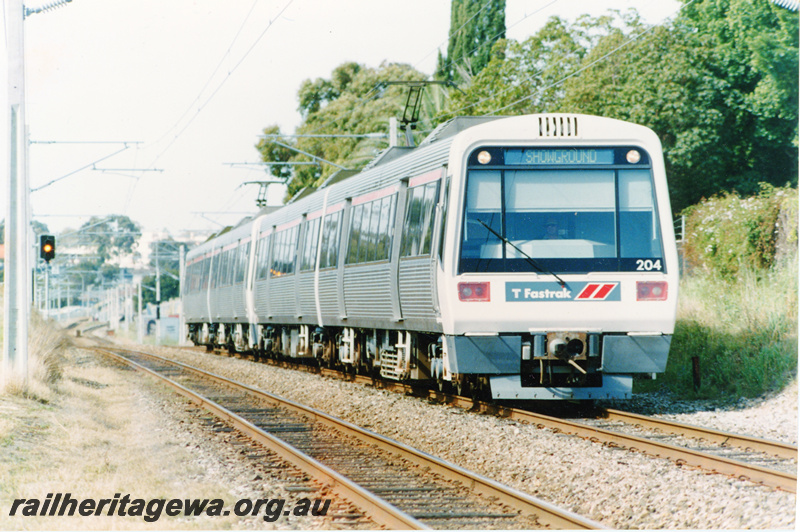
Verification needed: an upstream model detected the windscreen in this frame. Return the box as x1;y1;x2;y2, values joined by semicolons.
459;147;664;274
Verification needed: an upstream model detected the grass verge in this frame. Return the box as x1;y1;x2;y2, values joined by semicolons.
0;348;247;530
638;254;798;399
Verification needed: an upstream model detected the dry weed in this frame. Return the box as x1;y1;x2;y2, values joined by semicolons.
2;312;70;400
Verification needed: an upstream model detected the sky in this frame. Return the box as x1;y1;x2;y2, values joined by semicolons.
2;0;680;236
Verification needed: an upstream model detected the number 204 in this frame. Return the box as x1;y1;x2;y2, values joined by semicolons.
636;259;662;271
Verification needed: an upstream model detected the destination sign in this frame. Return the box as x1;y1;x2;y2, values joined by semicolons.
505;148;615;165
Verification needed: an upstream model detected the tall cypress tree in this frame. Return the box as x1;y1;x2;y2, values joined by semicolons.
436;0;506;83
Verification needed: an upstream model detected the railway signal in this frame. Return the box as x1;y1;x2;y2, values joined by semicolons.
40;235;56;263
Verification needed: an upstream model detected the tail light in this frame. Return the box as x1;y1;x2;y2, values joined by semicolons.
637;281;668;301
458;282;490;302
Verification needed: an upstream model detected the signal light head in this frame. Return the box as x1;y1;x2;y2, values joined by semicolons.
40;235;56;263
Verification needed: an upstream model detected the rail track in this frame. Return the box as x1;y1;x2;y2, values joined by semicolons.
510;406;796;493
191;346;796;493
598;408;797;460
94;346;603;530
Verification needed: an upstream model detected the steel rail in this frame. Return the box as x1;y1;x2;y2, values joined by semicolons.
96;348;426;530
105;347;604;530
325;370;798;492
187;347;796;492
503;407;797;493
600;408;799;460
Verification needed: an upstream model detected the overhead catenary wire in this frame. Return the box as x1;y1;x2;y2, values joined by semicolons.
31;145;132;192
117;0;295;226
144;0;295;171
486;22;661;115
270;3;506;144
148;0;264;148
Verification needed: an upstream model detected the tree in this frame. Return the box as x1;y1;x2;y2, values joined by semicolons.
676;0;798;203
556;12;728;211
258;61;431;200
440;15;589;120
436;0;506;84
140;272;179;306
556;1;798;211
78;215;141;262
0;219;49;244
1;219;51;282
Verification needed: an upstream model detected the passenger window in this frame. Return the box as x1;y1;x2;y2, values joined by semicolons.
359;202;380;263
461;170;502;259
347;204;364;264
210;254;220;289
256;235;271;280
201;258;210;289
319;211;342;269
437;177;450;263
236;242;250;283
420;182;439;255
227;249;236;286
219;250;230;286
376;195;395;261
271;225;298;276
300;218;321;272
346;195;397;264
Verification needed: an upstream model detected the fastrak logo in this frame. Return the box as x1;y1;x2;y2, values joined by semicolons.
506;282;620;302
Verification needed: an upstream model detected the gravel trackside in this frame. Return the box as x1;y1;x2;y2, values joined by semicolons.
146;345;797;530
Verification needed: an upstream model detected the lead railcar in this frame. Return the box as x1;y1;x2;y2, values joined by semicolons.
183;114;679;400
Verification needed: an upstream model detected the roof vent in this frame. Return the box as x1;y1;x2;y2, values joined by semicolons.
538;115;579;138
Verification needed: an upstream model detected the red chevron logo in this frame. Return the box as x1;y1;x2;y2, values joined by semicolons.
576;283;618;300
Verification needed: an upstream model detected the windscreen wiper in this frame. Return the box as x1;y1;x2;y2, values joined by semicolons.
475;218;567;288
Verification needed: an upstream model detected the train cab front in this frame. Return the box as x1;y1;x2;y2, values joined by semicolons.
439;140;679;401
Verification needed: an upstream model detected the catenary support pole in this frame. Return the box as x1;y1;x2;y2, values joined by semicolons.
3;0;29;385
179;244;186;345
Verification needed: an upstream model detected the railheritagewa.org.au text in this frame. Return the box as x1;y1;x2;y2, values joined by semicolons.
8;493;331;522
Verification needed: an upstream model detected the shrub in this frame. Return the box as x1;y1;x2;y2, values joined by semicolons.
682;184;797;279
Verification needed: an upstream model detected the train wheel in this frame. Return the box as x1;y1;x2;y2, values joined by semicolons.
454;375;470;397
471;377;490;403
436;375;452;394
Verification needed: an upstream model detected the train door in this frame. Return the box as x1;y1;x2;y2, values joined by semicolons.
396;169;444;329
431;174;450;316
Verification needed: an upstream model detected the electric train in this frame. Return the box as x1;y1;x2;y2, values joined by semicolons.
182;114;679;400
